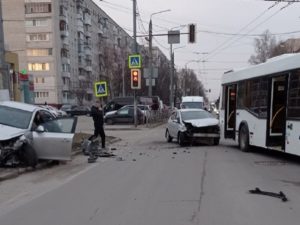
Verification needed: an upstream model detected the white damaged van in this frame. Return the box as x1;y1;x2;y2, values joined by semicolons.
180;96;204;109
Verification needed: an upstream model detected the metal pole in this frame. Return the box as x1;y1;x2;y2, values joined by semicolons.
148;19;153;97
169;44;173;108
133;0;138;127
0;0;5;89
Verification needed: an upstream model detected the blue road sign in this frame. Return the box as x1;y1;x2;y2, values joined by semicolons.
128;54;141;68
94;81;108;97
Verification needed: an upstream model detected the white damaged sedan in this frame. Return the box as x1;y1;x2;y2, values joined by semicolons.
0;101;77;167
165;109;220;146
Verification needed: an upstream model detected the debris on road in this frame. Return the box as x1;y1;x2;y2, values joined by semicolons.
173;152;177;155
249;187;288;202
116;157;124;161
111;148;117;151
132;159;137;162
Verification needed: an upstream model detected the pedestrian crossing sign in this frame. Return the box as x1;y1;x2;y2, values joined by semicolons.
128;54;141;69
94;81;108;97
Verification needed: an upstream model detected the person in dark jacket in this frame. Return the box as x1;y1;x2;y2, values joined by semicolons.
89;100;106;149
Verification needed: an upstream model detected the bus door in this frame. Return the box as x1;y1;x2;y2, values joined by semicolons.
225;85;237;139
266;75;288;150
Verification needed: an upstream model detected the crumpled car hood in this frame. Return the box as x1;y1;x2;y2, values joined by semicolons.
0;124;26;141
183;118;219;127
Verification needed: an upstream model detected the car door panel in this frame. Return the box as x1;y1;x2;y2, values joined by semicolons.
32;117;77;160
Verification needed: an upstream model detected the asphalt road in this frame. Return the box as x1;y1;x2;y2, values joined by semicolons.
1;122;300;225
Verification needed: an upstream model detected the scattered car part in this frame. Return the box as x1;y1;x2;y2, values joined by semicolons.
249;187;288;202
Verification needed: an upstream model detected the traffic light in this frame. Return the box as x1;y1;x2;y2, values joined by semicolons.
188;24;196;43
131;69;141;89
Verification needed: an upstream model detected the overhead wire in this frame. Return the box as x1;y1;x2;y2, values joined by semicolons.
201;1;281;62
204;2;295;61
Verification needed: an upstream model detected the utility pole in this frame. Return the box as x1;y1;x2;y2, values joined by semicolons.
169;44;174;108
148;10;170;97
148;19;153;97
0;0;6;89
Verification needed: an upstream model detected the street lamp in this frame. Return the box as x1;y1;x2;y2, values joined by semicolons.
148;9;171;96
170;45;186;108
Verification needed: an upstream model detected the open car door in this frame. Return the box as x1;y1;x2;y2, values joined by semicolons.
32;117;78;160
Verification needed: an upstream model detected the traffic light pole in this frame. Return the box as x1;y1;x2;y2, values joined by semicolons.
133;0;138;127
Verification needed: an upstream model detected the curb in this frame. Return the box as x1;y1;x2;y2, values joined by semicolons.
0;161;50;183
0;137;122;183
71;137;122;156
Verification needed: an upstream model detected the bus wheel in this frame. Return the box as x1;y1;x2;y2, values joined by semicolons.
239;125;250;152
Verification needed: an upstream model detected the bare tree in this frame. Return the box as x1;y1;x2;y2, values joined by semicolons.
272;38;300;57
249;30;277;65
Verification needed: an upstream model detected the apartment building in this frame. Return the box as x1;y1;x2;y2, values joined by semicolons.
3;0;136;105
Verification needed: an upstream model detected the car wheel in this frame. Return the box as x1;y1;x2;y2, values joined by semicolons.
178;132;185;147
20;144;38;168
106;119;113;125
239;125;250;152
213;138;220;146
165;129;173;143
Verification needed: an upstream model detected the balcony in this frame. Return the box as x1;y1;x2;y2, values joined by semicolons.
84;14;92;26
61;37;69;46
79;75;86;81
60;14;67;22
77;22;84;33
84;47;92;56
61;56;70;64
62;71;71;78
76;0;83;7
85;30;92;38
78;60;85;68
60;29;69;37
86;66;92;72
62;84;70;91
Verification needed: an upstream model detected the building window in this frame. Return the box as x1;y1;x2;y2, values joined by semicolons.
35;92;49;98
62;64;70;72
35;77;46;84
27;33;50;42
27;49;52;57
25;19;49;27
28;63;50;71
25;3;51;14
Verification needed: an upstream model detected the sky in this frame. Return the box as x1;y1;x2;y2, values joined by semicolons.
93;0;300;101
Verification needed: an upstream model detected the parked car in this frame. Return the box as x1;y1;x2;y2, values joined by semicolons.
40;105;67;117
104;97;134;114
0;101;77;167
104;105;150;122
165;109;220;146
61;105;90;116
104;105;144;125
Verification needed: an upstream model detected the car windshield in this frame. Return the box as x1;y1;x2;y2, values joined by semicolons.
0;105;32;129
137;105;149;110
181;110;214;121
181;102;203;109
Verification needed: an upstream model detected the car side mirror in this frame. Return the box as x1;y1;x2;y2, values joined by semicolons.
36;125;45;133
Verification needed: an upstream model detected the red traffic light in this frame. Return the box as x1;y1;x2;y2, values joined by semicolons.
131;69;141;89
